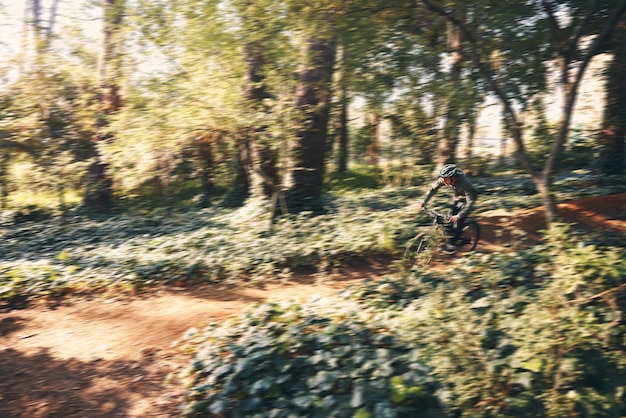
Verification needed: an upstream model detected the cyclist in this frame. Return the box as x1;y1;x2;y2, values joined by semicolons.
419;164;477;253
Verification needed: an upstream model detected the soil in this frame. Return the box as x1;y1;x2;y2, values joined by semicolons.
1;193;625;418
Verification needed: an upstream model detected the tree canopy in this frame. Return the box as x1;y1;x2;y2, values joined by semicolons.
0;0;624;223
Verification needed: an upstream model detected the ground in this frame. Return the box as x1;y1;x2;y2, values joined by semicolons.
1;194;625;418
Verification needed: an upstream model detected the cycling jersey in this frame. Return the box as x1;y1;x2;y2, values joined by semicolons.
422;173;477;219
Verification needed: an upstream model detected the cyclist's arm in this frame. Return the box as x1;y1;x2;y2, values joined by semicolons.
420;178;443;208
456;181;477;219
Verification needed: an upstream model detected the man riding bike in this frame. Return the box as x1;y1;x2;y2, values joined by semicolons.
419;164;478;253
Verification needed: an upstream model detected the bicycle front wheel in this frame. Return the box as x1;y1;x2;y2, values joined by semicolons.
403;233;436;271
458;220;480;252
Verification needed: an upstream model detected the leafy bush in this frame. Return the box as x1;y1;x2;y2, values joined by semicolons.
344;226;626;417
181;299;444;417
0;186;429;304
342;276;425;310
326;166;383;194
1;173;623;305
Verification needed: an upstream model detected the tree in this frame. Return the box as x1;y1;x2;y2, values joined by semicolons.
335;44;350;173
598;14;626;175
0;0;92;213
83;0;125;210
234;0;281;203
421;0;626;227
435;14;466;169
289;34;337;206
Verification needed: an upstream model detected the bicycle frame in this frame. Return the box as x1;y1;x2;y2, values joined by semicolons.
420;208;454;246
403;207;480;271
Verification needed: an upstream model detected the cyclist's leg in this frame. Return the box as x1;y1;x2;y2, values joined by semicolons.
450;200;466;245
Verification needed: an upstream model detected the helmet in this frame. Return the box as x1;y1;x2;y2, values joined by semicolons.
439;164;460;178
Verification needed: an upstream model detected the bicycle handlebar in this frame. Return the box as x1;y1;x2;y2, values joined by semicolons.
421;207;452;224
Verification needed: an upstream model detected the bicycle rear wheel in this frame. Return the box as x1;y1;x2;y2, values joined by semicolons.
403;233;437;271
458;220;480;252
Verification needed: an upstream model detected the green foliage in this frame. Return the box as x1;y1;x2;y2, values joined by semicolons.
326;166;383;194
1;175;623;307
176;217;626;417
561;128;599;169
181;299;444;417
343;276;425;310
0;62;96;212
343;228;626;417
0;188;421;305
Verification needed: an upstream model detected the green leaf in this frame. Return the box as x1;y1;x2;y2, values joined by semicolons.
522;358;543;373
57;250;69;261
208;398;228;414
351;386;365;408
354;408;373;418
471;297;492;309
513;372;534;389
292;395;315;409
390;376;406;403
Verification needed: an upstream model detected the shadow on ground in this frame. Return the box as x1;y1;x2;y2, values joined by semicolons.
0;346;180;418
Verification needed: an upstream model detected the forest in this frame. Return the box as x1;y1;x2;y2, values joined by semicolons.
0;0;623;220
1;0;626;417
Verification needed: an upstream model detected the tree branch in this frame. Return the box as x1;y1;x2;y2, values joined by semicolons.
419;0;537;176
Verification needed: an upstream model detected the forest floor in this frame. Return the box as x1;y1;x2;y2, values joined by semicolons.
1;193;625;418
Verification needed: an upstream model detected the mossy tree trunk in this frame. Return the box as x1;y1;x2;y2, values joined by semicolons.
289;36;336;207
83;0;124;210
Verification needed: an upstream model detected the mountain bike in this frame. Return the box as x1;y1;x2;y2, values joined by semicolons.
403;207;480;271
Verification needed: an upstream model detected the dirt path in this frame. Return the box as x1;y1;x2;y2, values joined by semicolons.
1;194;624;418
0;268;384;418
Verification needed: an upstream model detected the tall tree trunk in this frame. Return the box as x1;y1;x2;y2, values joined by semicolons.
435;19;465;173
334;42;349;173
0;151;8;210
230;1;279;204
289;36;336;205
242;38;278;199
197;133;215;208
366;111;381;167
598;16;626;175
84;0;124;210
465;105;478;170
337;81;349;173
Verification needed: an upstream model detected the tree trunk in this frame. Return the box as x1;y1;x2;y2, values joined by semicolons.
337;82;349;173
334;42;349;173
289;36;336;205
84;0;124;210
366;111;381;167
465;106;477;163
242;37;279;199
598;16;626;175
435;19;464;173
221;137;251;208
234;1;279;203
0;152;8;210
197;134;215;208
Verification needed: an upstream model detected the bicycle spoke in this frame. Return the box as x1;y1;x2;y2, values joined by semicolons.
403;233;437;271
458;221;480;252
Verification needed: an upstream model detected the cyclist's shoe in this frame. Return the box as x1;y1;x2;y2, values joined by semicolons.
441;243;457;254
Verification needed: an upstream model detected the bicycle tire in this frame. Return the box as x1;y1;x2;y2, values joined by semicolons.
403;233;437;271
458;220;480;252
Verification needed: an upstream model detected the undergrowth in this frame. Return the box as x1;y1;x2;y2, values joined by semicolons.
180;224;626;417
1;170;623;307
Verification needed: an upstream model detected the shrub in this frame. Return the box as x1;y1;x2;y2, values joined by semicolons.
344;227;626;417
181;299;445;418
1;176;622;305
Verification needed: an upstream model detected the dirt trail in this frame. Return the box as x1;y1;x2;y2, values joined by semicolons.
1;194;624;418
